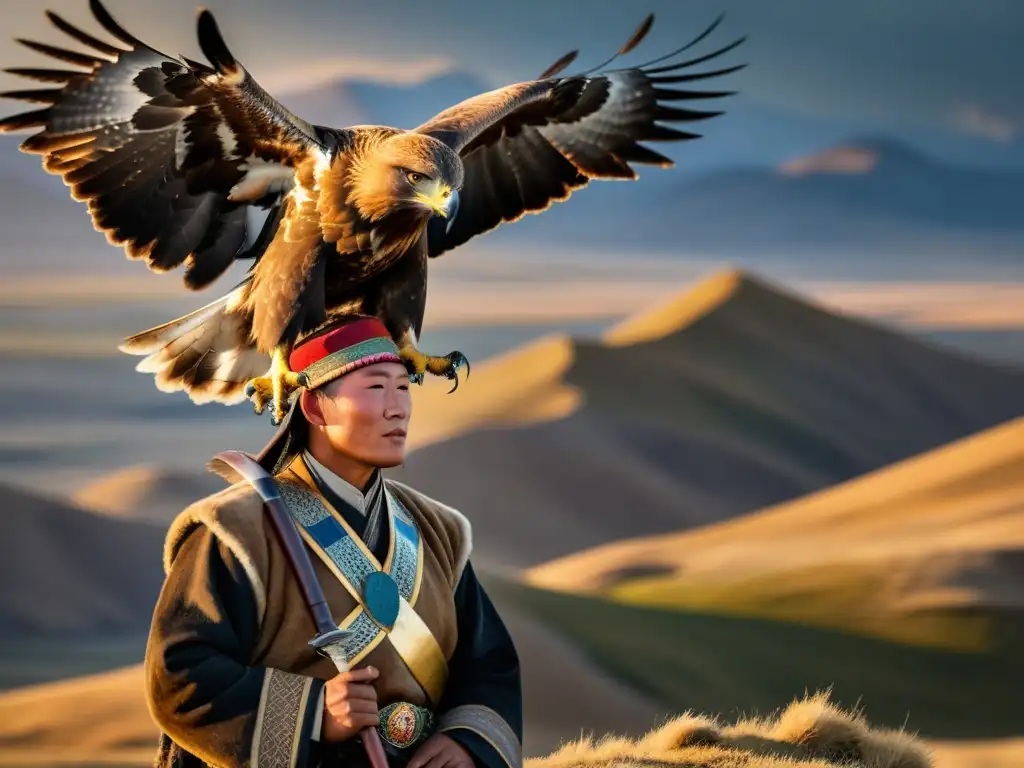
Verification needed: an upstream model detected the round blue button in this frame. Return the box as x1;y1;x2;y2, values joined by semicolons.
363;571;400;630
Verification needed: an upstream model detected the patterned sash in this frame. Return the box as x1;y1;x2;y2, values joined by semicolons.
275;469;448;705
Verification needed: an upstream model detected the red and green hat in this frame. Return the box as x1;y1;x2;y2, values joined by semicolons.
243;315;404;476
290;316;403;391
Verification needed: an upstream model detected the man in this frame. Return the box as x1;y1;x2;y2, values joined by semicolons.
145;315;522;768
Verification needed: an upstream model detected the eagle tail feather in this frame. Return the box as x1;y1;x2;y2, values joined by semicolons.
119;281;269;405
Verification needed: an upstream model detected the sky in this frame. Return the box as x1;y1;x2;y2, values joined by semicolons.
0;0;1020;149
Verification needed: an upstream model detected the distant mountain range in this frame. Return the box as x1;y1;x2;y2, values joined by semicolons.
392;269;1024;569
496;136;1024;260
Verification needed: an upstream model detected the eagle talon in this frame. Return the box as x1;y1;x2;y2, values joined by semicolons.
443;351;470;393
246;376;273;416
399;345;470;391
245;346;302;424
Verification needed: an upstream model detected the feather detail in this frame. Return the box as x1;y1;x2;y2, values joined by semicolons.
419;13;746;258
619;14;655;55
0;0;327;340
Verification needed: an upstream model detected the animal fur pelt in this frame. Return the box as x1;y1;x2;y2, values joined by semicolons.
526;691;933;768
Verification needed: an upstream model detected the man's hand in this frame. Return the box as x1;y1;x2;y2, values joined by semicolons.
408;733;475;768
320;666;380;743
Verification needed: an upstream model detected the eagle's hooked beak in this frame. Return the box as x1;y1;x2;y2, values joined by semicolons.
445;190;460;231
415;180;455;218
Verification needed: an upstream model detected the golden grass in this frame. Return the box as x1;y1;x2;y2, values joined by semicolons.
531;690;932;768
0;668;951;768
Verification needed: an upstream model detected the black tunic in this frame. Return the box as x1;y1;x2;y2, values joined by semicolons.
146;474;522;768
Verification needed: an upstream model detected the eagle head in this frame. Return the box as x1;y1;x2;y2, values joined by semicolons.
351;132;463;223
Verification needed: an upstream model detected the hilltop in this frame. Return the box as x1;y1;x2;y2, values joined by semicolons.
72;465;225;526
394;269;1024;569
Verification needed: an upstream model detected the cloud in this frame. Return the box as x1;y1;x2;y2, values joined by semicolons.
257;56;458;93
950;104;1018;143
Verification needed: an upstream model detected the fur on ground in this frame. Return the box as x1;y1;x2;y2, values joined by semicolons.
527;691;933;768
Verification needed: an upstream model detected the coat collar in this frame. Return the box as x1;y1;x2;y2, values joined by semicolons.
301;450;383;517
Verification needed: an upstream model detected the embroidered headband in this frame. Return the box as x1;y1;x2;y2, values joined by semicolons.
290;317;403;390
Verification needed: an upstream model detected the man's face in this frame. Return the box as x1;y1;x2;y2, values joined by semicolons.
308;362;411;468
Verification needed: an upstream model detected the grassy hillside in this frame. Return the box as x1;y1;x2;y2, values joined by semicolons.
609;554;999;651
527;416;1024;651
487;576;1023;741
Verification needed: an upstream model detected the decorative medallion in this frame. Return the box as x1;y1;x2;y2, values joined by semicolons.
378;702;433;749
363;571;400;630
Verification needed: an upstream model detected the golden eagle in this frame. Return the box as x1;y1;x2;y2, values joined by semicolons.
0;0;746;424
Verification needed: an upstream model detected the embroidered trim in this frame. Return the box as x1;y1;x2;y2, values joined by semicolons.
387;493;421;606
274;474;448;702
300;338;402;389
386;479;474;590
276;478;421;632
251;669;315;768
439;705;522;768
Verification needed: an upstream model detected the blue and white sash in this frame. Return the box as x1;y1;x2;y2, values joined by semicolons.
275;470;447;704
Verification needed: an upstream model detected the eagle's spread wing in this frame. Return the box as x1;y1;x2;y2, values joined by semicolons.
0;0;329;290
416;14;745;258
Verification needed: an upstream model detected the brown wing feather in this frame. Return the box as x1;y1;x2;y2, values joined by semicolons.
420;15;746;258
0;0;329;291
412;81;557;154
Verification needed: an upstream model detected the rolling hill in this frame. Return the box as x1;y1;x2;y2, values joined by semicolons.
392;269;1024;569
0;483;165;638
2;270;1024;763
526;414;1024;650
485;575;1024;743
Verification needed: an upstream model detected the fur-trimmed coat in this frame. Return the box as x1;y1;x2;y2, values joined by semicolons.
145;460;522;768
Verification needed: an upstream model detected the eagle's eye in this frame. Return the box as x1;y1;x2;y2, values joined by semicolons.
406;171;424;185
